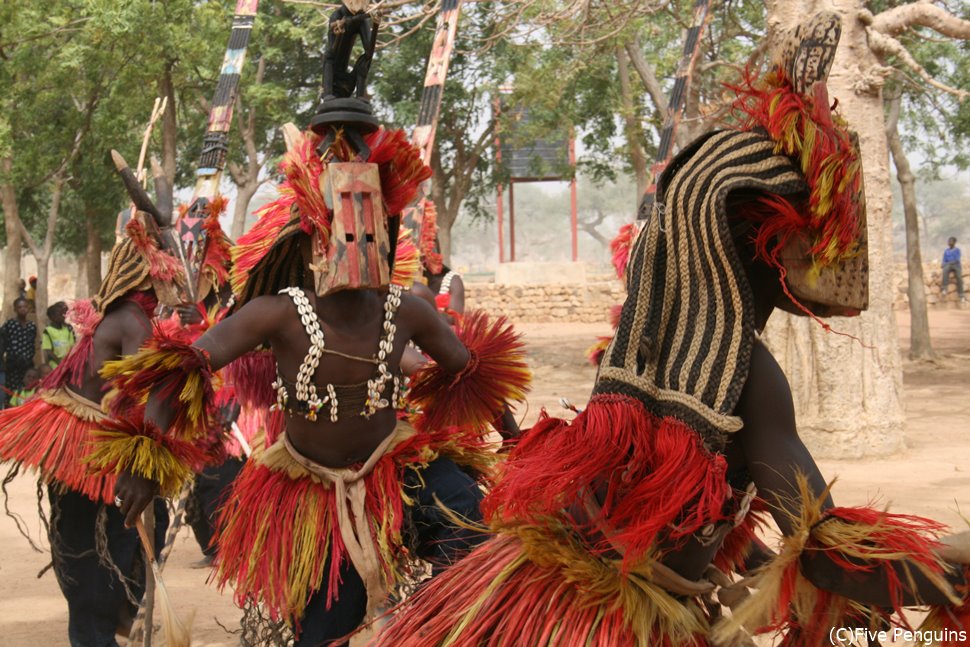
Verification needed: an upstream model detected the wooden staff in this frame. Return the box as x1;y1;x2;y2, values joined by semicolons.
134;517;192;647
637;0;713;218
133;100;167;647
126;486;192;647
141;510;155;647
135;97;168;187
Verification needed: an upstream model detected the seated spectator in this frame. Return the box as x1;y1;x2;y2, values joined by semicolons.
9;367;39;407
941;236;965;302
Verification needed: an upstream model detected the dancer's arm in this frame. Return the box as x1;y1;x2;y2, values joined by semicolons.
110;296;285;526
735;341;831;535
191;296;288;370
737;341;963;606
405;294;469;373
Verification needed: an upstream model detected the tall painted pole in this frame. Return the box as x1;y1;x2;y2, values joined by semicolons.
125;3;262;644
637;0;712;219
401;0;464;243
176;0;261;295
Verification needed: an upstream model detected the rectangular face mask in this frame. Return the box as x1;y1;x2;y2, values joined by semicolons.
779;153;869;317
314;162;391;295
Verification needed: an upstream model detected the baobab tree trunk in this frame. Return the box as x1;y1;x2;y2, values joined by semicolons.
886;92;933;360
762;0;905;457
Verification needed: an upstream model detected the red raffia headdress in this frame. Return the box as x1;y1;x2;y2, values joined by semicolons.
391;226;420;288
230;127;430;308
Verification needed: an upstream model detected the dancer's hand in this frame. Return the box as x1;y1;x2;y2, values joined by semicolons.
114;470;160;528
176;304;203;325
938;530;970;564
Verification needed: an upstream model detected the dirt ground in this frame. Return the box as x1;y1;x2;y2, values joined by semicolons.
0;308;968;646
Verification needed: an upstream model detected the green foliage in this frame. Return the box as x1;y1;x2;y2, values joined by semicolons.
875;0;970;170
374;3;529;223
0;0;234;249
0;0;327;252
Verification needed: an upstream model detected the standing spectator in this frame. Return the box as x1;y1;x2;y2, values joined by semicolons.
42;301;75;369
16;279;26;301
1;297;37;397
25;276;37;304
424;262;465;325
941;236;965;302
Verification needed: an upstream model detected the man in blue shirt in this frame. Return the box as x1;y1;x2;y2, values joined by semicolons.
942;236;965;301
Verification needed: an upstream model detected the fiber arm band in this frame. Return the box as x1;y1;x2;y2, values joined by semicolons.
713;475;962;645
406;310;531;431
86;324;223;497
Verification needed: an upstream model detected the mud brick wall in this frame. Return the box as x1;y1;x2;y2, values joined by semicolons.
465;281;625;323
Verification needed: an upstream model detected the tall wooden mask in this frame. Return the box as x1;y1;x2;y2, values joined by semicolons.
314;162;391;295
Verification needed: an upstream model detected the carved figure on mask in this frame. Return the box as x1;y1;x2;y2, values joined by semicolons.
323;0;379;101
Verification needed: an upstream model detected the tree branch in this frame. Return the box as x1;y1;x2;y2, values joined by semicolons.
577;206;610;247
884;84;903;138
870;3;970;39
867;28;970;100
0;18;91;51
18;219;39;257
624;39;669;115
227;161;245;185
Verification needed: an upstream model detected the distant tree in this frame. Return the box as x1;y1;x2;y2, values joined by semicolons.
763;0;970;456
0;3;132;325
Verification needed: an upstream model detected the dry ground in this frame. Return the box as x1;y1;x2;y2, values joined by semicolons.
0;309;967;646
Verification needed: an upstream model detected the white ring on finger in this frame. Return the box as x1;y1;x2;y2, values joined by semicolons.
114;495;123;508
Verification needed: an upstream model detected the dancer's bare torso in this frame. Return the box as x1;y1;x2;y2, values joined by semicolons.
193;288;468;468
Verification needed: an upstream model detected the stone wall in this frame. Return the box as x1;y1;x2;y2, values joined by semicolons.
465;280;624;323
893;263;968;309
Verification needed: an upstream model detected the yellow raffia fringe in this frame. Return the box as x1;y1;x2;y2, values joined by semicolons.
711;476;847;643
222;435;397;620
85;432;193;498
218;427;501;622
497;523;710;646
218;464;339;621
100;346;217;441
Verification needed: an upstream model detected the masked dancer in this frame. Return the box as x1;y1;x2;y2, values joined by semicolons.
0;160;185;647
374;13;970;647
